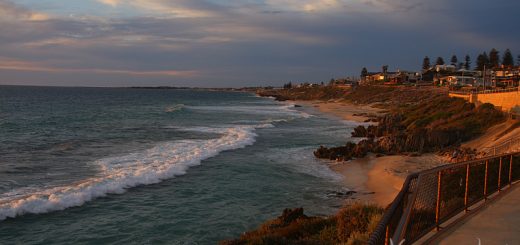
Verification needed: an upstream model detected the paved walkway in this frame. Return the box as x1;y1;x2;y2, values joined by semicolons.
438;185;520;245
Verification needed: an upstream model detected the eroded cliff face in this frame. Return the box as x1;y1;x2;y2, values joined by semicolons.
315;101;506;161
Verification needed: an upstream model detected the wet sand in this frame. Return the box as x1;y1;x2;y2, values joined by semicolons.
301;100;519;207
331;154;445;206
300;100;445;207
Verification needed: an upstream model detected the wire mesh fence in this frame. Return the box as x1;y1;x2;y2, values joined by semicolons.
368;152;520;245
481;137;520;156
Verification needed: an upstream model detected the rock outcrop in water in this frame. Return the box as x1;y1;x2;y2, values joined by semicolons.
351;125;378;138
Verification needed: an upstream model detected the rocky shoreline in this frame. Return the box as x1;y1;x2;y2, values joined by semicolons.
311;91;505;163
222;85;509;244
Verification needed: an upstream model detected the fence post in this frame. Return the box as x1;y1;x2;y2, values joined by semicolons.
384;226;389;245
484;160;489;200
510;155;514;186
435;171;442;231
464;163;470;212
498;157;503;192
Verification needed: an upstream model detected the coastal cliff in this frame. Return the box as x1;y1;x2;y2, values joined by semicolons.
224;85;507;244
314;96;505;161
260;85;505;161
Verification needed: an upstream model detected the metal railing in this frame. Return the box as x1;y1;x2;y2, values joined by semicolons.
481;136;520;156
368;152;520;245
449;87;519;95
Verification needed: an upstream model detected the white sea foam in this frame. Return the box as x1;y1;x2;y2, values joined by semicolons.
165;104;185;112
0;125;259;221
186;104;312;118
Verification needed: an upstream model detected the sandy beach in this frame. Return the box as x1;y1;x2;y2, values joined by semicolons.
331;154;445;206
303;100;520;207
300;100;446;206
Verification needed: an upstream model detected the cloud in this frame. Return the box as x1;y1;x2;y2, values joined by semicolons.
95;0;217;18
97;0;122;7
0;0;519;87
263;0;341;12
0;57;199;77
0;0;50;21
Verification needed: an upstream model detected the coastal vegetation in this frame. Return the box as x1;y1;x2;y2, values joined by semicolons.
221;203;383;245
258;85;505;161
313;86;506;161
234;84;507;244
257;85;347;101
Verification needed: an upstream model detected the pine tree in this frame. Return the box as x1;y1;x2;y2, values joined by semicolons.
464;55;471;70
476;52;489;70
422;56;431;70
489;48;500;68
361;67;368;78
382;65;388;74
502;49;514;67
435;57;445;66
450;55;458;66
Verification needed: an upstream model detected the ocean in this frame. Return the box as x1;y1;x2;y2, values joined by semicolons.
0;86;355;244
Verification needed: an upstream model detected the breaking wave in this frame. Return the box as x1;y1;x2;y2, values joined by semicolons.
165;104;185;112
186;104;312;118
0;125;262;221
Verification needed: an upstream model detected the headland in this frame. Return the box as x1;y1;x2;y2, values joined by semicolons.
222;84;519;244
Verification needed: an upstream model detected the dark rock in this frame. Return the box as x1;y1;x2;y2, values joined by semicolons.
351;125;368;137
327;190;357;198
278;208;306;226
314;142;357;160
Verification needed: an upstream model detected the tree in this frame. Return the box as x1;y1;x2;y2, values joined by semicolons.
464;55;471;70
422;56;431;70
450;55;458;66
502;49;514;67
283;82;292;89
476;52;489;70
361;67;368;78
435;57;445;66
489;48;500;68
517;55;520;67
382;65;388;74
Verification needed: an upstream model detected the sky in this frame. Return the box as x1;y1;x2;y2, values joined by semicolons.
0;0;519;87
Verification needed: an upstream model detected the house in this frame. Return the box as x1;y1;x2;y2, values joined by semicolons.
387;70;421;84
361;72;385;85
492;66;520;88
439;75;477;87
333;79;358;89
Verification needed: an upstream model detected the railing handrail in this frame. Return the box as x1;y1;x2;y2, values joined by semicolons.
449;87;519;95
368;150;520;245
368;173;418;244
481;136;520;156
416;152;512;176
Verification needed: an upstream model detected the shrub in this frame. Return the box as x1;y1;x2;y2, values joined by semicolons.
221;203;384;245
